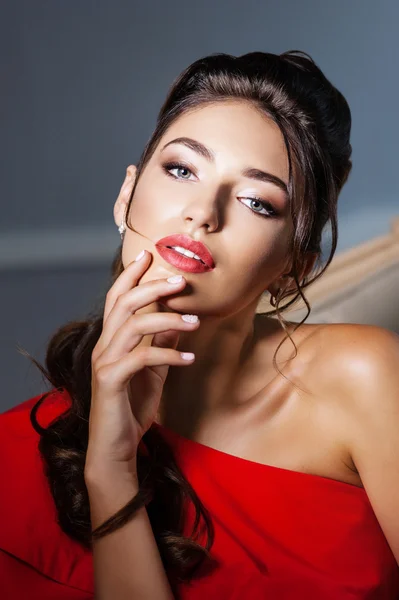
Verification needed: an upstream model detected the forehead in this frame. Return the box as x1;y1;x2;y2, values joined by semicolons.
159;100;289;180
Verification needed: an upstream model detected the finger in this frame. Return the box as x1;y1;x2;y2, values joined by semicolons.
99;274;187;353
94;346;196;392
150;329;181;380
97;312;199;365
103;250;152;324
152;329;181;350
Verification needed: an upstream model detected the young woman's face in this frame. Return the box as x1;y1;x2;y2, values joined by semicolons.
119;100;294;317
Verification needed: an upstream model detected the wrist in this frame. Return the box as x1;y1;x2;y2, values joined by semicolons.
85;469;142;531
84;459;139;490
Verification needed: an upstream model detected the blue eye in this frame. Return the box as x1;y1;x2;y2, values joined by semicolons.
240;197;277;218
162;161;277;219
162;162;194;180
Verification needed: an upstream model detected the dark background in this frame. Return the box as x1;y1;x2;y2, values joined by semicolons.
1;0;398;408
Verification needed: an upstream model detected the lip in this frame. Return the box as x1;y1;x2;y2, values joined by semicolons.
155;246;211;273
155;234;215;270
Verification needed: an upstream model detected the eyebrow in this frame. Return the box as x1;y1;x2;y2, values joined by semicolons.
160;136;289;201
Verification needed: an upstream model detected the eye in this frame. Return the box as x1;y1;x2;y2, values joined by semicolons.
162;162;277;219
162;162;195;181
239;197;277;218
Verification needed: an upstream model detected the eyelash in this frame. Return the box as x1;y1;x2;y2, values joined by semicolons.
162;162;278;219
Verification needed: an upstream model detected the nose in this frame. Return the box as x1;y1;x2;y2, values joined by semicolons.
181;184;228;233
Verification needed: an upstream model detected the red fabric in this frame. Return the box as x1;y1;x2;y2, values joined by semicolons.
0;390;94;599
1;389;398;599
0;549;93;600
155;423;399;599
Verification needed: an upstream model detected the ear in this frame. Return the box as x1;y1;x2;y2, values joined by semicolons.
113;165;138;228
266;251;318;296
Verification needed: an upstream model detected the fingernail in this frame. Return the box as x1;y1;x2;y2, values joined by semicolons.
167;275;184;284
181;314;198;323
135;250;145;262
181;352;195;361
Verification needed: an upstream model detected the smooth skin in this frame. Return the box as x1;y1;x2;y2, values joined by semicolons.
87;254;200;469
87;100;399;572
86;255;201;600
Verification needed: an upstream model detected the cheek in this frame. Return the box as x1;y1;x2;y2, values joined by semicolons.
227;241;289;300
128;193;155;227
125;196;167;252
231;233;288;280
129;178;180;234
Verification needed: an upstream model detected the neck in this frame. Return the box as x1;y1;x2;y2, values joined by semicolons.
157;297;276;432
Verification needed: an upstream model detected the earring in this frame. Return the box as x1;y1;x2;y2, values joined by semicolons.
270;283;290;308
118;207;127;239
269;287;281;308
268;271;292;302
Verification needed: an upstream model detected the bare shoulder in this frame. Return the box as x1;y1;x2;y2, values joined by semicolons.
316;322;399;431
275;319;399;445
257;316;399;419
281;319;398;376
291;320;399;456
296;321;399;392
294;321;399;562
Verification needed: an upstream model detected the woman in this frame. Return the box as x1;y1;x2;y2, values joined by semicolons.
1;50;399;599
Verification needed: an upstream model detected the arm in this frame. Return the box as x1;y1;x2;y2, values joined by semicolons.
85;248;198;599
342;326;399;564
86;469;175;600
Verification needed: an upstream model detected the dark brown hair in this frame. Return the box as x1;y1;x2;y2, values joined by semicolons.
20;50;352;588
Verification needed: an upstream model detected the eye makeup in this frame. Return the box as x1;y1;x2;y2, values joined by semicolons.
161;160;280;219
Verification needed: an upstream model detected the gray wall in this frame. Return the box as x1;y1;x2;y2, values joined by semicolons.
1;0;398;410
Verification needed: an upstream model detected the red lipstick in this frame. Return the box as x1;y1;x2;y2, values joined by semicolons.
155;234;215;274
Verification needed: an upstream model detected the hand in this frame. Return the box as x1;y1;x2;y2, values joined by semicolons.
85;250;200;479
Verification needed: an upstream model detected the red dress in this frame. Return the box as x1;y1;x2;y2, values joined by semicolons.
1;389;398;599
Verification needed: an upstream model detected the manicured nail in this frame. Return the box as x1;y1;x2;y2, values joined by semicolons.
167;275;184;284
135;250;145;262
181;314;198;323
181;352;195;361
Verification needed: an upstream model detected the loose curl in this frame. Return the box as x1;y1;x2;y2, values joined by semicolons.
19;49;352;589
